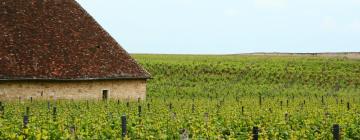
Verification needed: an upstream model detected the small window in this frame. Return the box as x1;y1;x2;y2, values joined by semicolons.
102;90;109;100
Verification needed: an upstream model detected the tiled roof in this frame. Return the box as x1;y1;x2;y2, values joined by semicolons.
0;0;150;80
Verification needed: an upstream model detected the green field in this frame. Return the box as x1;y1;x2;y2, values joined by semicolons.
0;55;359;139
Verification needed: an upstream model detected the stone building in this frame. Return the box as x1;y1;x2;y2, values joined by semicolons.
0;0;151;100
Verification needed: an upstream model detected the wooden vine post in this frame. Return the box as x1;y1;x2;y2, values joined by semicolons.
138;105;142;117
53;107;57;121
23;115;29;128
332;124;340;140
252;126;259;140
121;114;127;138
23;115;29;139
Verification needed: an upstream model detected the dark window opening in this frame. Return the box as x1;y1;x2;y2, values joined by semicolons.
102;90;109;100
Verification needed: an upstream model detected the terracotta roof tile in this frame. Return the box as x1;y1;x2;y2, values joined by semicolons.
0;0;150;80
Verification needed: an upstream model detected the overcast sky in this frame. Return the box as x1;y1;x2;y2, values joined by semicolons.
76;0;360;54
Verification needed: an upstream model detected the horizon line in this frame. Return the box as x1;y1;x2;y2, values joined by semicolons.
130;52;360;55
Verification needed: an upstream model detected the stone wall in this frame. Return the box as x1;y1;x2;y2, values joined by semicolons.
0;80;147;100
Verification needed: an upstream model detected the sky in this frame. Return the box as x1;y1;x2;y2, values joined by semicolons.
76;0;360;54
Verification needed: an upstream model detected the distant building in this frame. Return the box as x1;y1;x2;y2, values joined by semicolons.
0;0;150;100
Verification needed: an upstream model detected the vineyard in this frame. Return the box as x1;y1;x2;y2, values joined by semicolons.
0;55;360;139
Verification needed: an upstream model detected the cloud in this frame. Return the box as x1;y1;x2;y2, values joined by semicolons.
320;17;337;31
254;0;289;9
224;9;241;17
